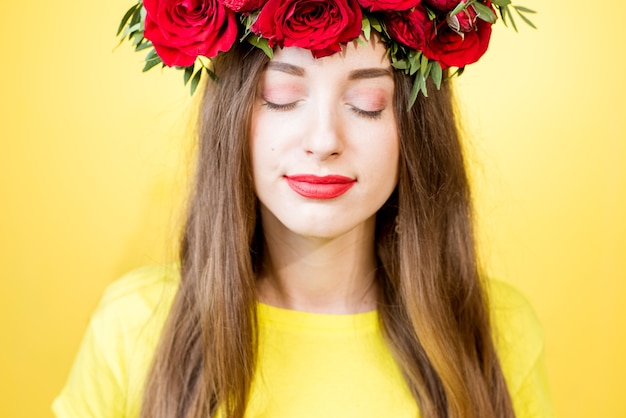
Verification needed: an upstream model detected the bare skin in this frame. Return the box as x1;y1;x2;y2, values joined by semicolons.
251;37;398;314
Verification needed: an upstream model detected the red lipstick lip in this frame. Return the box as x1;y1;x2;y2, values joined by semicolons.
284;174;356;199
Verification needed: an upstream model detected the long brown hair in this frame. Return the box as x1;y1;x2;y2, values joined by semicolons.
140;42;515;418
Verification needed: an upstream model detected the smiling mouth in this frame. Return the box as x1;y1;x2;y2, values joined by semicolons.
284;174;356;199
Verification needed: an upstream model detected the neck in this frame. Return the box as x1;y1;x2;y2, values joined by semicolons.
257;214;379;314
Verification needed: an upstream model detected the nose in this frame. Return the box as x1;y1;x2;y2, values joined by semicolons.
301;103;344;161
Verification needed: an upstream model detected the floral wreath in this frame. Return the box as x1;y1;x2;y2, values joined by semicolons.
118;0;535;106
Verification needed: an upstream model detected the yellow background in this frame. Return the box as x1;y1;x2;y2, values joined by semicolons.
1;1;624;417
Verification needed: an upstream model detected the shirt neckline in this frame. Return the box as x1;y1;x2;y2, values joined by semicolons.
257;302;379;332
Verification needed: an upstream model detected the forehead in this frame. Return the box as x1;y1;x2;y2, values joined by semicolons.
267;37;392;77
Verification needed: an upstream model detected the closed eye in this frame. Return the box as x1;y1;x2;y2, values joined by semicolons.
262;100;299;112
350;106;384;120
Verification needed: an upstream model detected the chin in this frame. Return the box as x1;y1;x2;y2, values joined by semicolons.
282;214;375;241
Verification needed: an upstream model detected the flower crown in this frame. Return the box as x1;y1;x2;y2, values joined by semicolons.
118;0;535;105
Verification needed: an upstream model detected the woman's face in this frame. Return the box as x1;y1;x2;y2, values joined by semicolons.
250;38;399;240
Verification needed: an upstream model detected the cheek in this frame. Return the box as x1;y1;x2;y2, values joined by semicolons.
365;124;400;190
250;107;302;165
250;112;270;186
250;111;290;189
352;118;399;172
251;128;278;159
250;108;277;156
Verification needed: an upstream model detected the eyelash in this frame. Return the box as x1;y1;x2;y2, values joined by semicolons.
262;100;298;112
262;99;384;121
349;106;384;120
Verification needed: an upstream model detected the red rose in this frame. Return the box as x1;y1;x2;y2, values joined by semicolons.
223;0;267;12
423;0;461;11
422;15;492;68
446;3;477;33
143;0;238;67
252;0;363;58
384;6;431;50
357;0;421;11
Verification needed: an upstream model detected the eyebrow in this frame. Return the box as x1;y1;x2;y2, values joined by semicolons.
348;68;394;80
266;61;393;80
266;61;305;76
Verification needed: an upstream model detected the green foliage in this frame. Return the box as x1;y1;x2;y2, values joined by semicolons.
117;1;154;67
473;2;497;24
241;11;274;59
116;0;537;101
246;35;273;59
495;2;537;31
142;49;162;72
117;0;216;93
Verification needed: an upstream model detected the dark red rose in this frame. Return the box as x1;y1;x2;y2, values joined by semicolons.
446;3;477;33
143;0;238;67
423;0;461;11
357;0;421;11
422;14;492;68
384;6;431;50
252;0;363;58
223;0;267;12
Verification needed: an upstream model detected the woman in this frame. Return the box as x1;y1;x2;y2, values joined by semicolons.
54;1;551;418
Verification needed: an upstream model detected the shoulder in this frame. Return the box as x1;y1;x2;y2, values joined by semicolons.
94;264;180;321
87;264;180;344
87;264;181;373
487;278;544;386
52;264;180;418
488;279;544;350
487;279;554;417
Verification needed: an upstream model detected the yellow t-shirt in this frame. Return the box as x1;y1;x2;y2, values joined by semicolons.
52;265;553;417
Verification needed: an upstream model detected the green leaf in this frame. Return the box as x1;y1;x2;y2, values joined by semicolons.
117;3;140;36
246;35;273;59
241;11;257;30
498;6;507;27
514;6;536;14
418;73;428;97
450;1;467;17
406;54;415;73
362;17;371;40
129;12;140;30
424;61;432;79
143;49;162;72
135;40;152;51
426;7;437;20
392;60;408;71
143;58;162;72
430;61;442;89
369;16;383;33
507;8;518;31
409;76;421;108
420;54;428;77
130;6;142;27
145;48;158;61
239;12;257;41
139;6;147;31
490;0;511;6
130;31;144;46
205;67;217;82
500;5;518;31
390;42;399;56
420;83;428;98
121;23;142;40
474;2;497;24
514;7;537;29
450;67;465;78
183;65;194;85
189;70;202;95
